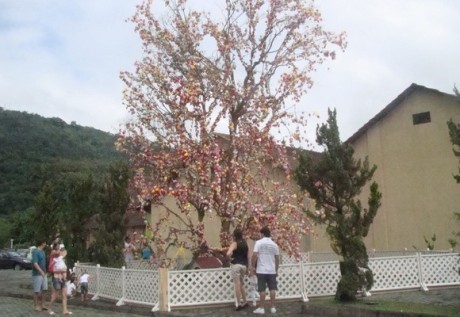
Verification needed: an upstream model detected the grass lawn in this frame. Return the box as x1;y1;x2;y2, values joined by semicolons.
310;298;460;317
353;301;459;316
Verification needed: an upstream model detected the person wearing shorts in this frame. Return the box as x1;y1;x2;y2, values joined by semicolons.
226;228;249;311
250;226;280;315
79;271;90;301
31;240;48;312
48;242;72;315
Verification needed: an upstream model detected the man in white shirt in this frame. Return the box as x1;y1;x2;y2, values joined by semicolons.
250;226;280;315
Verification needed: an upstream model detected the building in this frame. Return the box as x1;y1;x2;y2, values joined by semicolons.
346;84;460;251
146;84;460;261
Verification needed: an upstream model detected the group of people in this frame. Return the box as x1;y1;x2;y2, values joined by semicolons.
123;235;154;264
31;240;91;315
226;226;280;315
30;227;277;315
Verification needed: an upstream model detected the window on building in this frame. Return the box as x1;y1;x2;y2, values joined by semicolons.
412;111;431;125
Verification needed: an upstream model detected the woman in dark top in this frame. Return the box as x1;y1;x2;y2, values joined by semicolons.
226;228;249;310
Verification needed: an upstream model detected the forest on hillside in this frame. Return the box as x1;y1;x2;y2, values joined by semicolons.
0;107;122;215
0;108;130;267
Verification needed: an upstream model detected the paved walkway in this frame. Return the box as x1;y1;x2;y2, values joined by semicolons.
0;270;459;316
0;297;149;317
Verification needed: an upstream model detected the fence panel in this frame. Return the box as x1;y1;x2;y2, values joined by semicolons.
124;269;159;305
276;264;303;300
74;264;99;295
168;268;234;307
302;261;341;297
98;267;123;300
75;252;459;311
421;253;460;287
369;256;420;291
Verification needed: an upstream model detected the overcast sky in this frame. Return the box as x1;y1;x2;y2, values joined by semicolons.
1;0;459;142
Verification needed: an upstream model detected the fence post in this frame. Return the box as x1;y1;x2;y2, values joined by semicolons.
300;261;309;302
91;264;100;300
416;252;428;291
158;267;170;312
116;266;126;306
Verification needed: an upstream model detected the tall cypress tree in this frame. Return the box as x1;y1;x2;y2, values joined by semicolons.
295;108;382;301
447;85;460;184
447;85;460;250
88;161;130;267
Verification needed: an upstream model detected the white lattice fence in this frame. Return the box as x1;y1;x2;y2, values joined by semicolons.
168;268;234;307
124;269;159;305
276;264;303;300
74;252;460;311
74;264;99;295
421;253;460;287
302;261;341;297
369;256;420;291
98;267;123;300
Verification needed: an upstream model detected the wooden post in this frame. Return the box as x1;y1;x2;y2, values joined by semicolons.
158;267;169;311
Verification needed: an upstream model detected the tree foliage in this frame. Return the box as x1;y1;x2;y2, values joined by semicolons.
0;107;122;216
0;108;132;266
10;162;130;267
118;0;346;265
447;85;460;250
8;208;36;246
33;180;61;244
26;171;100;265
294;109;381;301
447;86;460;184
58;174;100;266
0;216;11;248
88;161;131;267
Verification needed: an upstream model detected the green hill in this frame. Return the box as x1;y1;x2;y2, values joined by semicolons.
0;107;123;215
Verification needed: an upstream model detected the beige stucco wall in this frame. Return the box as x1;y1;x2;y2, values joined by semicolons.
352;90;460;251
148;195;223;265
148;158;317;259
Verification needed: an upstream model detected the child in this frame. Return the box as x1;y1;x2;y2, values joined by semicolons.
248;274;259;307
78;270;90;301
141;243;153;260
66;276;77;299
53;247;68;282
